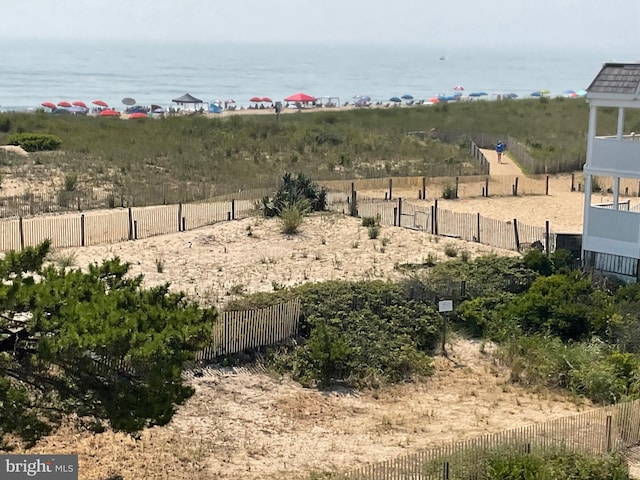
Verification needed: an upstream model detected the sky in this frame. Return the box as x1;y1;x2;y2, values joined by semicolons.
2;0;639;52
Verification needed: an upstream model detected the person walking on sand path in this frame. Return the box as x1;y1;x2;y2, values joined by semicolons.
496;140;506;163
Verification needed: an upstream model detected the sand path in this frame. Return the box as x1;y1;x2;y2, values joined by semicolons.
481;147;524;176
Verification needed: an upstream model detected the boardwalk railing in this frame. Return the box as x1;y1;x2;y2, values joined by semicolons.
344;399;640;479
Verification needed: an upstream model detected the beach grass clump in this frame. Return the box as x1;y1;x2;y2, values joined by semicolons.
279;203;306;234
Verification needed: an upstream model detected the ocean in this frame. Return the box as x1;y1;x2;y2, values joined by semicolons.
0;38;636;111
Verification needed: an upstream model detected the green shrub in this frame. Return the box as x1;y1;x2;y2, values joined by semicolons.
262;172;327;217
501;273;613;341
362;216;379;227
7;132;62;152
64;174;78;192
368;224;380;239
279;203;306;234
522;249;552;276
444;244;458;257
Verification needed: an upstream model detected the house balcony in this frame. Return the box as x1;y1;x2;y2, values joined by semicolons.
584;204;640;258
588;135;640;177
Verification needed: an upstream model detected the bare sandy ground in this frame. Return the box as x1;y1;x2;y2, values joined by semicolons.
20;339;591;480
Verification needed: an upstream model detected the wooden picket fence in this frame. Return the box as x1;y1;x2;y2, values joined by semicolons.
0;199;257;252
91;298;301;377
344;399;640;479
195;298;301;361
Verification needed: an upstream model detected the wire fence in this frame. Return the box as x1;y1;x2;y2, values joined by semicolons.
343;399;640;479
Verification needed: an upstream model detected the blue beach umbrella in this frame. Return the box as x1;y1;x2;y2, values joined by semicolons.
469;91;488;97
530;91;542;97
401;94;413;100
389;96;402;103
562;89;575;95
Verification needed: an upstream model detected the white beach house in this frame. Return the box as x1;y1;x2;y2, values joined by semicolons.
582;63;640;281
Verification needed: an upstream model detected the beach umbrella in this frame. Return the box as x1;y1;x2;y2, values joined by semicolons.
540;89;550;95
576;89;587;97
261;97;273;103
72;101;87;108
505;93;518;99
122;97;136;106
452;85;464;91
562;89;575;95
98;109;120;117
128;112;148;119
153;107;165;114
428;97;440;103
250;96;263;102
52;108;71;115
225;99;236;104
468;92;488;97
284;92;316;102
401;94;413;100
57;101;71;108
92;100;108;107
389;96;402;103
530;91;543;97
41;102;56;109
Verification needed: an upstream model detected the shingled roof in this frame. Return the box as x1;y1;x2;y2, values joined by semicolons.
587;63;640;97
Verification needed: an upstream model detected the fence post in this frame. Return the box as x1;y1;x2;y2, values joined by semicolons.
513;177;519;196
133;220;138;240
513;218;520;251
182;217;186;232
350;183;357;217
422;177;426;200
231;199;236;220
430;205;435;234
443;461;450;480
434;199;439;235
545;175;549;195
397;198;403;227
545;220;550;256
606;414;613;453
177;203;183;232
388;178;393;201
80;214;85;247
455;176;459;199
163;183;167;205
571;173;576;192
127;207;133;241
18;216;24;250
393;207;398;226
485;177;489;197
477;213;481;243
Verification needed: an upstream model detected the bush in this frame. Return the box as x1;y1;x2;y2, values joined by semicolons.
279;203;306;234
367;224;380;239
265;280;440;387
7;132;62;152
362;216;378;227
263;172;327;217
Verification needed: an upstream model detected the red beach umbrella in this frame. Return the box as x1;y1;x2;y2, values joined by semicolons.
284;92;315;103
98;109;120;117
92;100;108;107
57;101;72;108
41;102;56;109
72;101;87;108
452;85;465;91
261;97;273;103
249;96;262;102
128;112;148;119
428;97;440;103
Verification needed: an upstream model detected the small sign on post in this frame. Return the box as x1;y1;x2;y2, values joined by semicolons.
438;300;453;356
